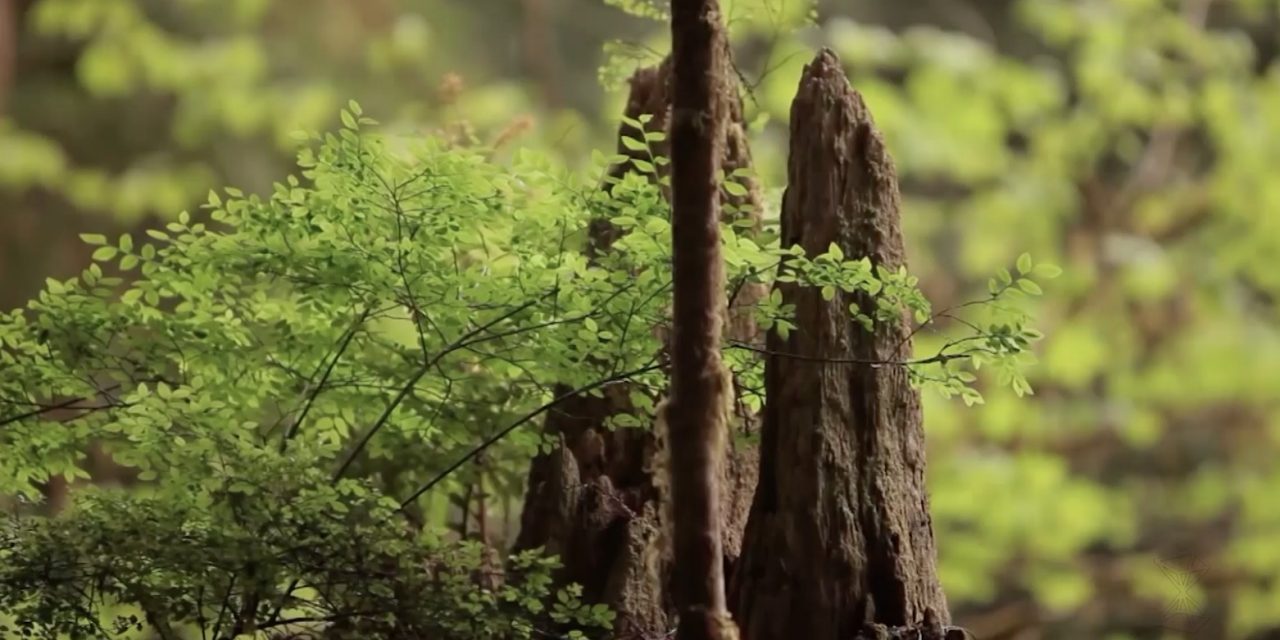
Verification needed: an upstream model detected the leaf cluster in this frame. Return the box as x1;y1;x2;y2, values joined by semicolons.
0;451;612;639
0;106;1048;637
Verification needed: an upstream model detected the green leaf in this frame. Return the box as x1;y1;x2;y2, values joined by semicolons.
828;242;845;262
961;388;985;406
620;136;648;152
1033;263;1063;278
1017;252;1033;274
643;217;668;234
92;246;119;261
79;233;107;246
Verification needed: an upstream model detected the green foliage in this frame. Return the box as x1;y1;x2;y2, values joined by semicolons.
3;0;564;226
603;0;669;21
0;452;612;639
5;0;1279;636
598;0;816;96
0;104;1041;636
593;0;1280;634
814;0;1280;636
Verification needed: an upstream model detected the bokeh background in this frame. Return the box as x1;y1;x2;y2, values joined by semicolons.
3;0;1280;638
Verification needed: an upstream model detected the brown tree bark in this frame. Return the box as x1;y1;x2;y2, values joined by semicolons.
729;49;954;640
513;51;764;640
0;0;15;111
666;0;737;638
519;0;561;108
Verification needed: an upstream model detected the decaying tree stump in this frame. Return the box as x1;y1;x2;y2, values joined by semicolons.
513;52;764;639
729;49;953;640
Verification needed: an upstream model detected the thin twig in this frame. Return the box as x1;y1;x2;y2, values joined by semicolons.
281;309;371;451
331;292;556;481
725;339;993;368
397;361;662;509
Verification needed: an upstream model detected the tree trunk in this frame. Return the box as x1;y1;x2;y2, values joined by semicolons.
0;0;15;111
513;49;763;640
729;49;953;640
666;0;737;638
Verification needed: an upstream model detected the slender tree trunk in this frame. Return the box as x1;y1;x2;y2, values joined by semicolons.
0;0;15;111
513;54;764;638
667;1;737;639
520;0;561;108
729;50;956;640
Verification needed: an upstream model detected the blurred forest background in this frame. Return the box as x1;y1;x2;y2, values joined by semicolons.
3;0;1280;638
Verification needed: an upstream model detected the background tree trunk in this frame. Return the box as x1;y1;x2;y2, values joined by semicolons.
729;49;952;640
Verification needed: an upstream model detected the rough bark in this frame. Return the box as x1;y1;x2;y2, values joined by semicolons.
729;49;952;640
513;52;763;639
667;0;736;638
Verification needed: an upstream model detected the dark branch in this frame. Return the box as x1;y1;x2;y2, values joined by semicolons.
397;361;662;510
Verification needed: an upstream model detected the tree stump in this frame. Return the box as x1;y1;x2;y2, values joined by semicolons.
729;49;951;640
514;54;764;639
